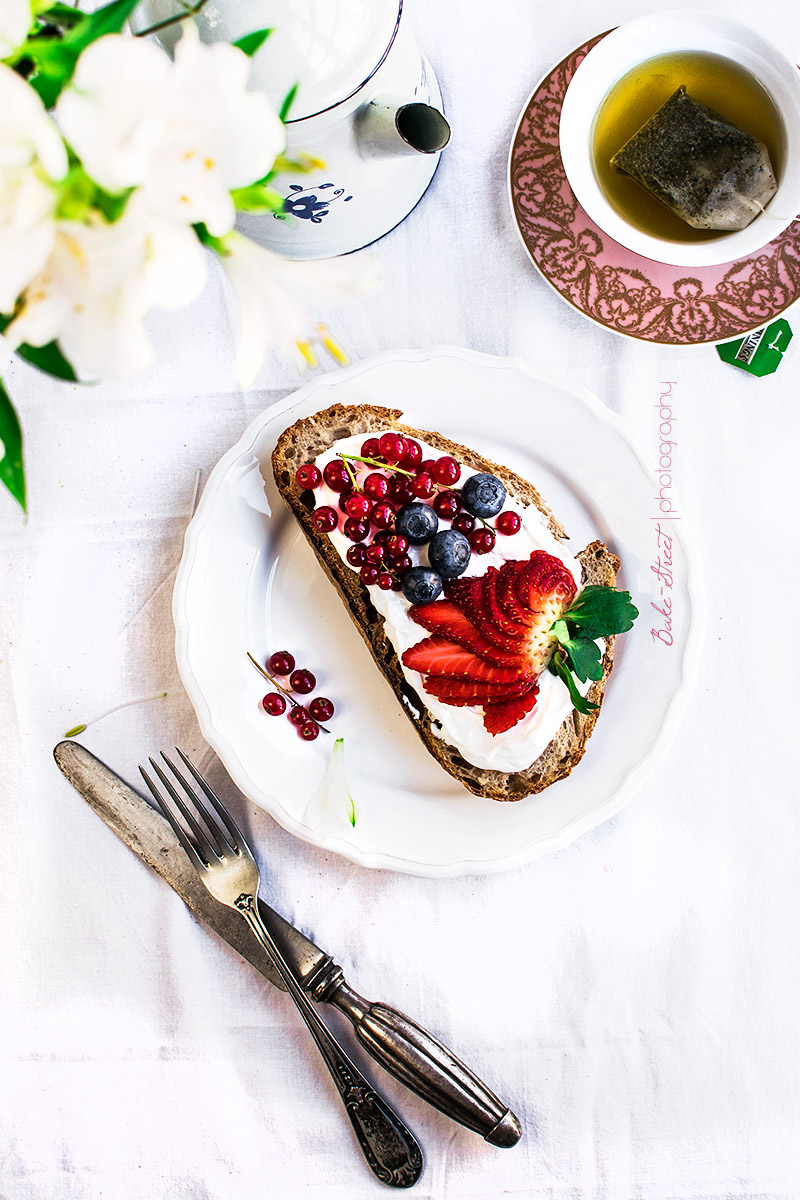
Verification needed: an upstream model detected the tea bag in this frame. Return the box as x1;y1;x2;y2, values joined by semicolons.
611;86;778;231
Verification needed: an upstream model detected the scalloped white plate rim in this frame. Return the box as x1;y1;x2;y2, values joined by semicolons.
174;346;704;876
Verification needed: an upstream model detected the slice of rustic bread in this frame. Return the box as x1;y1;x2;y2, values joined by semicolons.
272;403;620;801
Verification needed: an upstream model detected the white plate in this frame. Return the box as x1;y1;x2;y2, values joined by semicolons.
173;347;701;876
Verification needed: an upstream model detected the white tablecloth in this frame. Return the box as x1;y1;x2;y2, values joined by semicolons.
4;1;800;1196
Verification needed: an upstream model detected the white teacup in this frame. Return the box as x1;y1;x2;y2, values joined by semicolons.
559;11;800;266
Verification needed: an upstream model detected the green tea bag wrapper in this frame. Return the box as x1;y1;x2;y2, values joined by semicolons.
611;86;778;231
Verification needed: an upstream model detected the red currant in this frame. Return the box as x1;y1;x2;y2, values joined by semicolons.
389;553;412;576
365;542;385;564
377;572;395;590
322;460;350;492
364;472;389;501
346;543;367;567
496;510;522;535
298;720;320;741
360;564;379;586
371;502;396;529
295;463;321;489
419;459;435;476
361;437;380;458
371;528;393;544
432;456;461;486
379;432;407;464
389;476;414;505
343;517;369;542
268;650;295;675
384;533;409;556
338;489;355;513
397;440;423;471
470;528;496;554
290;668;316;694
410;472;435;500
453;513;475;535
261;692;286;716
308;696;334;722
312;506;338;533
288;706;309;726
344;493;373;521
433;490;460;520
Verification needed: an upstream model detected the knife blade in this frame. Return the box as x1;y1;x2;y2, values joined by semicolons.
54;740;521;1148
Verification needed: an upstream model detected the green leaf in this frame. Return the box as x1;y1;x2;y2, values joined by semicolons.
193;222;229;255
26;0;141;106
562;584;639;639
230;183;285;213
93;185;133;224
232;27;272;57
17;341;77;382
0;379;26;513
549;649;598;716
35;3;85;29
560;636;603;683
279;81;299;122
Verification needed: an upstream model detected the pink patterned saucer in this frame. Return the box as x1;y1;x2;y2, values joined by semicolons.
509;33;800;346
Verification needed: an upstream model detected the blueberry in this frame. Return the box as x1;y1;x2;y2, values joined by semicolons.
401;567;443;606
428;529;471;578
460;473;506;518
396;502;439;544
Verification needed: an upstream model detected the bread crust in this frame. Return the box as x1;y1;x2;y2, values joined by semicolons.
272;403;620;801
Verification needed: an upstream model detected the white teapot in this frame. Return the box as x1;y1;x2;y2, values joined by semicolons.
139;0;450;257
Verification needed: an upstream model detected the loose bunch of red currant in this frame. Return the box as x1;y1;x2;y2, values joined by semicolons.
250;650;335;742
296;433;523;591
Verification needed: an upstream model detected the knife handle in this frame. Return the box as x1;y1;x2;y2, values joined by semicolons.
323;979;521;1147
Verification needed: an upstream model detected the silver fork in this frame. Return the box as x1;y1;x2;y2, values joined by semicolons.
139;749;423;1190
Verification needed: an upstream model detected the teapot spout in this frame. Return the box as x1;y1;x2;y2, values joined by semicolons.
355;96;450;158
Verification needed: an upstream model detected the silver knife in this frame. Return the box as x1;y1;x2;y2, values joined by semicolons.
54;740;521;1148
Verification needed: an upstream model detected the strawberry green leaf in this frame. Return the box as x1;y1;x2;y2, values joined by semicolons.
233;28;272;57
560;636;603;683
549;649;598;715
0;379;26;513
563;585;638;638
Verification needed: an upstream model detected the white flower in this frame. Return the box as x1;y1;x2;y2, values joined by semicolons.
0;62;67;314
5;194;207;378
56;24;286;236
0;0;32;58
218;232;380;388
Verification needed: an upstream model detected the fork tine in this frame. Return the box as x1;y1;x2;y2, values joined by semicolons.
159;750;235;858
139;762;208;870
172;746;244;854
146;756;220;864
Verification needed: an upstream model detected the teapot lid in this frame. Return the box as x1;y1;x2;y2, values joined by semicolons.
196;0;402;120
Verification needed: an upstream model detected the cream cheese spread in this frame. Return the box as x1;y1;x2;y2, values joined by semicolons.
314;433;587;774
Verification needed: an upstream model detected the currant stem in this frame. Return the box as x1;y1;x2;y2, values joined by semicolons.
337;453;415;478
246;653;331;733
341;457;359;490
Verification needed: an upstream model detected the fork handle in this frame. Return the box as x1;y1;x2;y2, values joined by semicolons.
238;900;423;1189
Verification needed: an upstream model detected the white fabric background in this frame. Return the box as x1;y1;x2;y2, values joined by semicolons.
3;0;800;1196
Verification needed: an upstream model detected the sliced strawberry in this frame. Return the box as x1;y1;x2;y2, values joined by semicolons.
496;560;533;625
402;550;580;736
409;600;523;667
446;576;521;651
424;674;535;705
482;566;530;637
483;684;541;734
519;550;576;614
402;636;530;684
